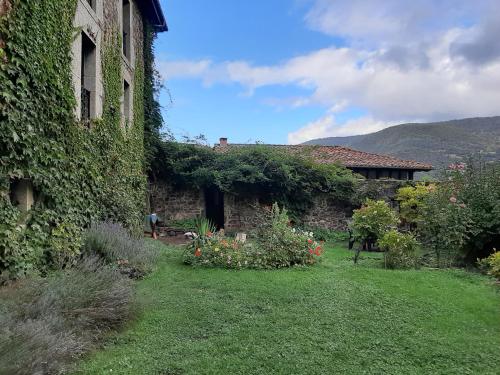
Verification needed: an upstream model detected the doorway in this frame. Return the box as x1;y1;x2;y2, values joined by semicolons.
204;187;225;229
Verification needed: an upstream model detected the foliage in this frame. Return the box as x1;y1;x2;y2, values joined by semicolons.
477;249;500;280
0;256;135;375
143;23;171;171
350;199;398;243
77;243;500;375
378;229;420;269
82;221;158;278
0;1;154;279
183;203;323;269
303;227;350;243
396;183;435;228
447;161;500;261
419;183;472;267
418;161;499;266
153;142;357;219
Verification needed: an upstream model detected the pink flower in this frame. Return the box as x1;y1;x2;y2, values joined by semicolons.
308;248;313;254
449;196;457;203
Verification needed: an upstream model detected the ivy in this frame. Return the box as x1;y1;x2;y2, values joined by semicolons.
152;142;357;219
0;1;153;280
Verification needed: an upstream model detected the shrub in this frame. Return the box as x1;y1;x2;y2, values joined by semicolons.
350;199;398;244
378;230;421;269
477;250;500;280
82;221;158;278
419;187;471;267
418;161;500;266
183;204;323;269
396;183;435;229
0;257;135;375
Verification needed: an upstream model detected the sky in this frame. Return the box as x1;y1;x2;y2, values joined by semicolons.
155;0;500;145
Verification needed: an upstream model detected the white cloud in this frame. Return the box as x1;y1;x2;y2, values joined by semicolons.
157;0;500;141
287;115;395;144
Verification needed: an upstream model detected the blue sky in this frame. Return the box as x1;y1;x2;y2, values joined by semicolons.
155;0;500;145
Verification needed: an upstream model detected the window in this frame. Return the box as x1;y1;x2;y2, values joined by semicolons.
123;80;131;125
85;0;96;11
9;179;34;212
122;0;131;59
81;32;96;124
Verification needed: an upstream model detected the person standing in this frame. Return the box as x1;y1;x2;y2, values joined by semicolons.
149;213;159;239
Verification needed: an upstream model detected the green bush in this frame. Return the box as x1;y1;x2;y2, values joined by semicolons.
0;257;135;375
419;161;500;266
350;199;398;244
378;230;421;269
396;183;435;229
82;221;158;278
477;250;500;280
183;203;323;269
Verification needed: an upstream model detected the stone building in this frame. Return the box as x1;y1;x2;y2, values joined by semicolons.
72;0;167;124
214;138;432;181
9;0;167;212
150;139;431;231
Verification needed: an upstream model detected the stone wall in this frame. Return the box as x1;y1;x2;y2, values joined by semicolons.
149;184;205;222
149;178;410;229
303;196;351;230
224;194;263;230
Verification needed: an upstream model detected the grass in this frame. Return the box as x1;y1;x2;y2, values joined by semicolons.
74;242;500;375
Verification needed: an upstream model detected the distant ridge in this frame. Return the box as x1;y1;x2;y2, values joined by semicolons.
303;116;500;172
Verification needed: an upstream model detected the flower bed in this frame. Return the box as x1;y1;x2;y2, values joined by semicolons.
183;204;324;269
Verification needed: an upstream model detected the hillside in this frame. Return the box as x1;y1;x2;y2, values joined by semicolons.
303;116;500;172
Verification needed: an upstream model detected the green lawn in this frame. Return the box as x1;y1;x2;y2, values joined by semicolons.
75;242;500;375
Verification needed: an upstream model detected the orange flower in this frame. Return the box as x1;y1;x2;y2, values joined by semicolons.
207;231;213;237
314;248;321;256
194;248;202;257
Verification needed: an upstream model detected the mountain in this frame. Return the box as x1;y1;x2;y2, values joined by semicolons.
303;116;500;172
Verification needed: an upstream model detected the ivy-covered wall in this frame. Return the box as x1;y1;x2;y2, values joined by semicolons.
0;0;154;280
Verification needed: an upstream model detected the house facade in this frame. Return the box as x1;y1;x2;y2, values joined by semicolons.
6;0;167;213
214;138;432;180
150;139;431;232
72;0;167;124
1;1;167;278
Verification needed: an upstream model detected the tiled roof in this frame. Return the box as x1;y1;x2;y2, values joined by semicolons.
214;143;433;171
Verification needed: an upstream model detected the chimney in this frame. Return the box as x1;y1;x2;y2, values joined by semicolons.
219;137;228;146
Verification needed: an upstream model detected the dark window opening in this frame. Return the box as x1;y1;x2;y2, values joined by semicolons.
81;32;96;125
85;0;96;11
122;0;131;58
9;178;35;212
123;80;130;125
204;187;225;229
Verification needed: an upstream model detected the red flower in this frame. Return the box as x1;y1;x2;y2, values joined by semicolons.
307;239;313;244
308;248;313;254
194;248;202;257
315;248;321;256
